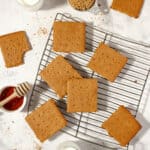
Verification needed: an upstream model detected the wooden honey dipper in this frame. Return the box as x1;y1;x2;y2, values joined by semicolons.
0;82;30;107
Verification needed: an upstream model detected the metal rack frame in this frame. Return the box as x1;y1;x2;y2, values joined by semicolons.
28;13;150;150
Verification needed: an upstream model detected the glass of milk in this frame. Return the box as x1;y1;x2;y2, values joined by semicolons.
57;141;81;150
17;0;44;11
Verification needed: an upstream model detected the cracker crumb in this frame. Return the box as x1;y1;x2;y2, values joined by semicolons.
35;143;42;150
98;3;101;7
37;27;48;36
134;80;138;83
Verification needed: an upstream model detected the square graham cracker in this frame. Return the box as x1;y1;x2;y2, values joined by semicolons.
102;106;142;146
25;99;67;142
67;79;98;112
87;43;128;82
0;31;31;67
53;21;85;52
111;0;144;18
40;55;82;98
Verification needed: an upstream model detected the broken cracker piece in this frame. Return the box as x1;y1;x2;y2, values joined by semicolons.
0;31;31;67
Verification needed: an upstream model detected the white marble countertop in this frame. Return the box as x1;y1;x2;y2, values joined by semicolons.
0;0;150;150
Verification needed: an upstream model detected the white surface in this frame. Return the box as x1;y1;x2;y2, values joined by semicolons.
0;0;150;150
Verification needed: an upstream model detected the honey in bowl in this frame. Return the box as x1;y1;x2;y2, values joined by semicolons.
0;86;24;111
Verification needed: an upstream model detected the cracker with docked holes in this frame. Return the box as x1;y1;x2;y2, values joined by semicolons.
111;0;144;18
87;42;128;82
40;55;82;98
25;99;67;142
68;0;95;11
102;106;142;146
53;21;85;52
0;31;31;68
67;78;97;112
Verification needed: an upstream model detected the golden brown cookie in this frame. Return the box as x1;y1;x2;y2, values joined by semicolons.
67;78;97;112
111;0;144;18
68;0;95;10
25;99;67;142
87;42;128;82
40;55;82;98
102;106;142;146
53;21;85;52
0;31;31;67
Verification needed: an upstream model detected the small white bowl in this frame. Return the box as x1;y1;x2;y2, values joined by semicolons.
0;86;27;113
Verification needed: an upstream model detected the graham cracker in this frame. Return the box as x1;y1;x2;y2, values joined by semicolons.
87;42;127;82
25;99;67;142
53;21;85;52
40;55;82;98
102;106;142;146
67;78;97;112
111;0;144;18
68;0;95;10
0;31;31;67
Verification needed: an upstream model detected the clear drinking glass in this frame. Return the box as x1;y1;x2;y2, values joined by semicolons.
17;0;44;11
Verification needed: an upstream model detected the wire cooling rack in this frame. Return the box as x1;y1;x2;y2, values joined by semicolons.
28;13;150;150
